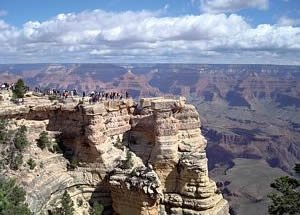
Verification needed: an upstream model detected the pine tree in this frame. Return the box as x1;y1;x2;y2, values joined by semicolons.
12;79;27;99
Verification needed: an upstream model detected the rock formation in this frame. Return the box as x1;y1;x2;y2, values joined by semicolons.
0;95;229;215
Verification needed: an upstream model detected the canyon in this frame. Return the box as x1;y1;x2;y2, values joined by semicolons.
1;63;300;214
0;93;229;215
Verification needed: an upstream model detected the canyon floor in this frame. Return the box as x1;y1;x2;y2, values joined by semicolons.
211;158;287;215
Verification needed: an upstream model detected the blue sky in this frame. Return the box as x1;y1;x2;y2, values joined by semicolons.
0;0;300;64
1;0;299;27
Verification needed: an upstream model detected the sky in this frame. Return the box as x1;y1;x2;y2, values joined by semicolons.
0;0;300;64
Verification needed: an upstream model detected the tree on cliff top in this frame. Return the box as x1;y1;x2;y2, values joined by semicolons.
268;165;300;215
12;79;27;99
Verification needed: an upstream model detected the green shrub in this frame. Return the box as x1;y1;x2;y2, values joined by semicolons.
51;191;74;215
61;191;74;215
0;117;9;145
47;133;64;154
268;166;300;215
0;178;32;215
9;152;23;170
51;143;63;154
67;157;78;170
77;197;83;207
89;201;104;215
27;158;36;170
36;131;51;150
14;125;29;151
40;162;44;169
0;123;30;171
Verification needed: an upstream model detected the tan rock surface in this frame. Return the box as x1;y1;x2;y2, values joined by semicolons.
0;94;229;215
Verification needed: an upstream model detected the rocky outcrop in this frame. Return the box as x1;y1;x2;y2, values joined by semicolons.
110;165;162;215
0;95;229;215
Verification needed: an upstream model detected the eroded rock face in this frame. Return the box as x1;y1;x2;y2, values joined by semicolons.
0;96;229;215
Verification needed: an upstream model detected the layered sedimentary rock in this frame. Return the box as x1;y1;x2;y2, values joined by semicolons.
0;95;229;215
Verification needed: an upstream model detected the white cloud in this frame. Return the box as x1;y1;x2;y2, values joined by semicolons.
277;16;300;27
200;0;269;13
90;49;112;55
0;10;7;17
0;9;299;64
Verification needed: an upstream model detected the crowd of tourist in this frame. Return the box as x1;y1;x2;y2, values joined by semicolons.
34;87;130;101
1;81;131;105
34;87;79;98
87;91;129;103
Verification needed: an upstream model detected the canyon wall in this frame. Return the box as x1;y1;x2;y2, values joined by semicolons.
0;96;229;215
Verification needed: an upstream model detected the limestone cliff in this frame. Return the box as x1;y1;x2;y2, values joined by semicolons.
0;94;229;215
